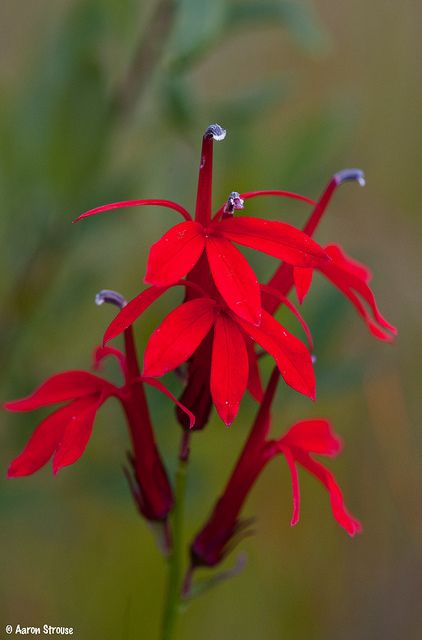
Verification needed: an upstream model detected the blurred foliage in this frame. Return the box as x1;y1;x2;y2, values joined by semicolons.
1;0;421;639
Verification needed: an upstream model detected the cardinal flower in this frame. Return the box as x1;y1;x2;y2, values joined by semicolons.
74;124;328;327
189;369;361;571
5;291;194;526
264;169;397;341
97;281;315;426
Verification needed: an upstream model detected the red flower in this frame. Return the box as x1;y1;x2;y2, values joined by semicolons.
190;369;361;570
5;371;116;476
75;125;328;327
5;291;194;524
293;244;397;341
98;283;315;426
265;169;397;341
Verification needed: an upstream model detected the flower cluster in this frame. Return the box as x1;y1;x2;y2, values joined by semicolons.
6;125;396;585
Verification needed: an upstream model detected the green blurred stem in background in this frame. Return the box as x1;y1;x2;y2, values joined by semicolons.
161;432;190;640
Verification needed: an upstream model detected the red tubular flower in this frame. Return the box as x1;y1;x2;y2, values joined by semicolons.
190;369;361;571
75;124;328;328
5;291;194;526
144;125;328;326
275;419;362;536
5;371;116;476
264;169;397;341
100;282;315;426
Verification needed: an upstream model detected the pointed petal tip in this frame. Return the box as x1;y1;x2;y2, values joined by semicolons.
347;519;363;537
204;124;226;141
7;464;18;478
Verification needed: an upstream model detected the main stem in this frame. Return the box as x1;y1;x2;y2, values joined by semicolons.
161;433;190;640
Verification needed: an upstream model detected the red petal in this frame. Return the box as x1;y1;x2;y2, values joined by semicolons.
73;199;192;223
211;314;249;426
52;396;104;474
93;345;126;372
260;284;313;350
237;310;315;399
4;372;112;412
283;449;300;526
104;286;168;344
143;299;217;377
321;244;397;341
294;267;313;304
326;244;372;281
206;235;261;325
145;222;206;286
7;400;90;477
294;450;362;536
142;377;195;429
246;339;264;402
217;216;328;267
279;419;342;456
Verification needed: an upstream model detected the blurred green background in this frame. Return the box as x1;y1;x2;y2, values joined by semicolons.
1;1;421;638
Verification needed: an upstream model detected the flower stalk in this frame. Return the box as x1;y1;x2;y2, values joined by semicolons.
161;433;191;640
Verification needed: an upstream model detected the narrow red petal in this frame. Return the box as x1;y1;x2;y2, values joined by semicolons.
260;284;314;349
104;286;168;344
206;235;261;325
73;199;192;223
283;449;300;526
211;314;249;426
145;222;206;286
321;244;397;340
52;396;104;474
4;372;112;412
142;377;196;429
279;419;342;456
237;310;316;399
7;401;88;477
294;451;362;536
143;299;217;377
217;216;328;267
93;345;126;372
294;267;313;304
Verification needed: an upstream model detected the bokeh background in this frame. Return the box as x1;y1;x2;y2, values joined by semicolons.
1;1;421;638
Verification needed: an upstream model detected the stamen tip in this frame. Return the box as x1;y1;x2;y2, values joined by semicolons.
204;123;226;141
334;168;366;187
223;191;244;216
95;289;127;309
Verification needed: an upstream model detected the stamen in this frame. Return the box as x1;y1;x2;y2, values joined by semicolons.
223;191;245;216
204;123;226;141
334;169;366;188
95;289;127;309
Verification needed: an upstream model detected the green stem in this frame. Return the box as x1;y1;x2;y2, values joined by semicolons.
161;433;190;640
